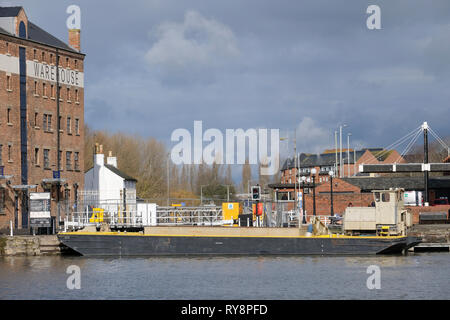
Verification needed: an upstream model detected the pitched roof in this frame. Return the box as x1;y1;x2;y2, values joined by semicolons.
342;176;450;191
27;21;75;52
0;7;80;53
281;149;381;170
0;6;22;17
104;164;137;182
85;165;138;182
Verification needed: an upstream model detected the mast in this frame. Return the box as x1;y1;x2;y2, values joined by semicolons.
423;122;429;206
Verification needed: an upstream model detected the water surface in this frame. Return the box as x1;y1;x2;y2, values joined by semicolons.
0;253;449;300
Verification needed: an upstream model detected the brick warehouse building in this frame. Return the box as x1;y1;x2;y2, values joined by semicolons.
0;7;85;232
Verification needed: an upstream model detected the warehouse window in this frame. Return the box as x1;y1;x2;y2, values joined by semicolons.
43;114;52;132
6;75;11;91
43;149;50;169
75;119;79;135
34;148;39;166
48;115;52;131
67;88;71;102
51;85;55;98
0;188;5;214
42;83;47;97
8;145;11;162
66;151;72;171
7;108;11;124
34;81;38;95
34;112;38;127
33;49;37;60
75;89;79;103
74;60;78;69
74;152;79;171
42;51;45;62
67;116;71;134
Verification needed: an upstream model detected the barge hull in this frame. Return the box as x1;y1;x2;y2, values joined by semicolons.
58;233;421;256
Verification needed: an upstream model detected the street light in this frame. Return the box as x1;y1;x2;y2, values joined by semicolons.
166;154;170;206
347;133;352;178
301;176;307;224
311;168;317;216
329;171;334;216
339;124;348;178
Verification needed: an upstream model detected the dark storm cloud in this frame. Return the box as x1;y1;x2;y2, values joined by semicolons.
6;0;450;156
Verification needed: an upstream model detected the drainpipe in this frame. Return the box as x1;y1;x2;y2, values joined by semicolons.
56;48;61;230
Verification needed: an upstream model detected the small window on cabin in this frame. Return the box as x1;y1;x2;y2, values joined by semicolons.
382;193;390;203
375;192;381;202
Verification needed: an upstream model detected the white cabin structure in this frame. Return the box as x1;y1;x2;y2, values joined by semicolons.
84;145;137;211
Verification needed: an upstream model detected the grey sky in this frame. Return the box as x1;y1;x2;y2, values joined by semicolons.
5;0;450;164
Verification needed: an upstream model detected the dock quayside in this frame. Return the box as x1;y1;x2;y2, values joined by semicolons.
58;189;422;256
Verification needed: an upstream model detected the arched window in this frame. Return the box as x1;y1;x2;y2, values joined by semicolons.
19;21;27;39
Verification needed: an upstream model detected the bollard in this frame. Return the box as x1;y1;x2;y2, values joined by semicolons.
10;220;13;237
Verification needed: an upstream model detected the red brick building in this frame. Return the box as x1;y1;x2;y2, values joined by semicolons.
270;148;450;218
279;148;406;186
0;6;85;232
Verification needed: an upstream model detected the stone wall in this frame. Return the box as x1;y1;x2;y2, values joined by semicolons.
0;235;64;256
409;225;450;243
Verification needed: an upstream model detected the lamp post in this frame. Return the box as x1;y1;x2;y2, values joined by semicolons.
339;124;348;178
329;171;334;216
166;155;170;206
311;168;317;216
301;176;307;224
347;133;352;177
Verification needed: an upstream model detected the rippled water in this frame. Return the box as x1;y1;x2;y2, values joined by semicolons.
0;253;449;300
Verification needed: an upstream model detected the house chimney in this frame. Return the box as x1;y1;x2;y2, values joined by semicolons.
107;150;118;168
68;29;81;52
94;143;104;166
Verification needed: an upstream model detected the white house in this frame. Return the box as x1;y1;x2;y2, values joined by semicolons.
84;145;137;208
